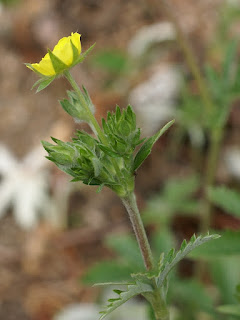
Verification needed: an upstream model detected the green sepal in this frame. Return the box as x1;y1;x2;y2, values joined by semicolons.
37;78;55;92
48;49;68;73
72;43;96;66
133;120;175;172
30;76;55;92
70;39;80;61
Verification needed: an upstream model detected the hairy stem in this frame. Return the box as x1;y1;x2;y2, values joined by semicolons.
122;192;169;320
121;192;154;271
150;289;170;320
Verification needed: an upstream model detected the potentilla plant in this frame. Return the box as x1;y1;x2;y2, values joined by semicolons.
26;32;220;320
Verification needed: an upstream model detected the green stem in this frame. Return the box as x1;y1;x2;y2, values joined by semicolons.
151;291;170;320
121;192;169;320
121;192;154;271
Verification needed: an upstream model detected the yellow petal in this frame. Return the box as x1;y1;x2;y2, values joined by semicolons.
53;37;73;66
31;52;55;76
71;32;81;54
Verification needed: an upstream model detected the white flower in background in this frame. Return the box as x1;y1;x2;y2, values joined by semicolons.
0;144;53;229
53;300;149;320
129;65;181;134
54;304;99;320
224;148;240;180
128;22;176;57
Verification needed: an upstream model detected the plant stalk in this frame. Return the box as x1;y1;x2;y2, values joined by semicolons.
122;192;169;320
150;288;170;320
121;192;154;271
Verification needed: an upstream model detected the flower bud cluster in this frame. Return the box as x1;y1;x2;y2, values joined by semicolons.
41;106;140;197
101;106;144;158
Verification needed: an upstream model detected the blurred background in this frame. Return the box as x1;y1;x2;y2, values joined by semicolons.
1;0;240;319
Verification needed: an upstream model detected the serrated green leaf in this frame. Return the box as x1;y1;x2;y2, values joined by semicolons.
208;186;240;218
180;239;187;251
133;120;174;172
190;230;240;258
99;281;153;319
157;234;220;287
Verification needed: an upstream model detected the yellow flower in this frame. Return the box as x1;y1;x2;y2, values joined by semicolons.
26;32;82;77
